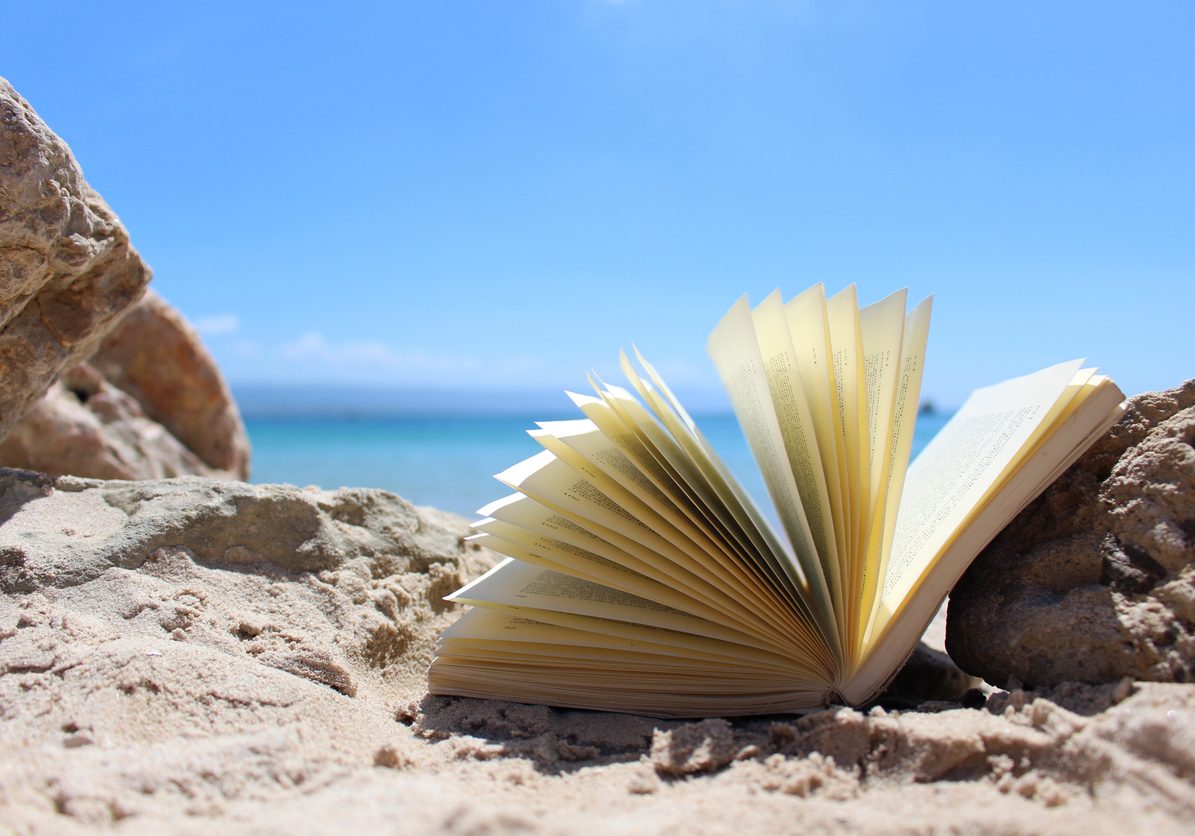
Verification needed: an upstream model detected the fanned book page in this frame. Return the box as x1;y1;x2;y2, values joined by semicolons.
428;285;1126;717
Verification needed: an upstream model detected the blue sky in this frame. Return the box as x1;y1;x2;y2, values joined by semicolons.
6;1;1192;407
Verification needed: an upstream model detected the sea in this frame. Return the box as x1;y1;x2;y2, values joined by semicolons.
240;386;951;519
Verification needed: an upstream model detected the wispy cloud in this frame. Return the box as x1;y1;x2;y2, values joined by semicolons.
280;332;423;367
229;339;261;358
213;326;717;393
276;331;549;384
194;313;240;337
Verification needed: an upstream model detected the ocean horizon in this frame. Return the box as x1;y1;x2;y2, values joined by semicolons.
241;392;952;518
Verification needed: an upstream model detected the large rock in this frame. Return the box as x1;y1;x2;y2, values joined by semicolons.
947;380;1195;687
0;291;252;480
0;469;491;601
0;362;227;480
0;469;495;826
90;288;250;478
0;77;151;441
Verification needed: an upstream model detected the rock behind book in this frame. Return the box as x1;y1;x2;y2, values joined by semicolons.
949;379;1195;687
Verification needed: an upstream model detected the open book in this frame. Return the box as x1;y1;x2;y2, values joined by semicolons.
428;285;1125;717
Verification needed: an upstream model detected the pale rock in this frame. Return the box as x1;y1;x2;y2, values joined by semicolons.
651;719;738;776
0;77;150;441
0;290;252;480
0;362;219;480
90;288;250;478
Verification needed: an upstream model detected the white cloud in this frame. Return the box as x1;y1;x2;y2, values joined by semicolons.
279;331;332;360
230;339;261;358
276;331;547;383
280;332;409;366
194;313;240;337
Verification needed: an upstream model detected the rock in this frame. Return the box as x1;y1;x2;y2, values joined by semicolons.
0;79;245;480
947;380;1195;687
0;469;494;828
878;641;984;708
878;600;984;708
0;77;151;441
0;290;251;480
0;468;492;597
651;719;738;776
90;289;250;478
0;362;223;480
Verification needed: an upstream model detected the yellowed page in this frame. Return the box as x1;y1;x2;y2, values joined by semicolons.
876;359;1086;616
625;346;839;667
468;517;803;651
534;418;672;510
824;286;869;645
873;297;933;581
442;648;795;680
593;370;822;633
431;606;832;717
493;452;770;613
467;529;782;642
707;296;835;622
626;346;797;575
530;418;751;577
495;449;696;569
449;558;780;649
845;374;1125;702
558;386;825;658
528;422;722;565
440;609;797;669
858;289;908;519
576;384;763;567
855;294;931;652
430;660;829;717
444;607;828;678
477;491;724;605
523;420;818;646
784;283;848;585
596;374;785;571
476;491;773;625
467;524;655;592
751;290;843;621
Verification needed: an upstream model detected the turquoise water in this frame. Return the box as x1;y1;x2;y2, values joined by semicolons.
246;411;950;518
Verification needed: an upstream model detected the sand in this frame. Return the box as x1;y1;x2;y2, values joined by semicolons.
0;470;1192;834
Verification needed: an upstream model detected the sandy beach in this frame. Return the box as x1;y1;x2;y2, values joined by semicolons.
2;44;1194;834
0;469;1191;834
